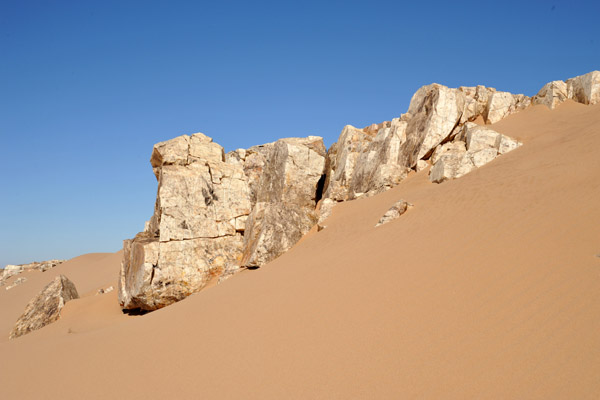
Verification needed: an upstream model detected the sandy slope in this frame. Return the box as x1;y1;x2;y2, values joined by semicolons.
0;101;599;399
0;251;123;342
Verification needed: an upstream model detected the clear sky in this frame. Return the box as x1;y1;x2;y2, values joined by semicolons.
1;0;599;267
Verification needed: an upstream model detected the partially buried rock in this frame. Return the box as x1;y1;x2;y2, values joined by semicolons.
9;275;79;339
5;277;27;291
375;200;413;227
429;123;521;183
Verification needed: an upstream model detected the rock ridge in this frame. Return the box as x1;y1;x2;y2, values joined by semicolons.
120;70;599;311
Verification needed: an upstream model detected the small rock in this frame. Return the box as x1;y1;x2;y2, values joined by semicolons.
375;200;413;227
5;277;27;291
96;286;114;295
10;275;79;339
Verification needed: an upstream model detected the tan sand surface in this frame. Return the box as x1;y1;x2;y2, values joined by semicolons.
0;251;122;342
0;101;598;398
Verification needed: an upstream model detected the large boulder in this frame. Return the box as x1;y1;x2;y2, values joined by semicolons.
119;133;252;311
9;275;79;339
241;137;326;267
120;134;327;310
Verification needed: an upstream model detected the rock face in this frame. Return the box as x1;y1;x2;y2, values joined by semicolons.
9;275;79;339
120;134;326;310
375;200;413;227
429;123;522;183
241;137;326;267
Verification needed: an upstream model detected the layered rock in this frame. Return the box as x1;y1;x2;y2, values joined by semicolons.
429;123;521;183
241;137;326;267
10;275;79;339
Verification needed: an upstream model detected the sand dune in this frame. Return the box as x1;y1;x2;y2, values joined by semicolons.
0;251;122;343
0;101;599;398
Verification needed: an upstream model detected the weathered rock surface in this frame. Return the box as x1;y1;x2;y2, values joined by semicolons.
375;200;413;227
532;71;600;110
226;143;274;207
567;70;600;105
430;123;521;183
121;133;326;310
532;81;569;109
322;82;531;207
401;84;466;165
484;92;531;124
241;137;326;267
120;133;251;310
323;119;410;201
9;275;79;339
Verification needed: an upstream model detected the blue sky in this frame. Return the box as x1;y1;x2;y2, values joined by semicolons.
1;0;599;266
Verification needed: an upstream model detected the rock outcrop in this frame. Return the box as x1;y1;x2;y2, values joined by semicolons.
2;260;65;278
9;275;79;339
566;70;600;105
120;71;599;312
1;259;65;287
321;82;531;204
375;200;413;227
532;71;600;109
429;123;521;183
5;277;27;290
120;133;326;310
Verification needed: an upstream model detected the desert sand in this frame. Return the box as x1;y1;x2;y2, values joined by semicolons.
0;100;599;398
